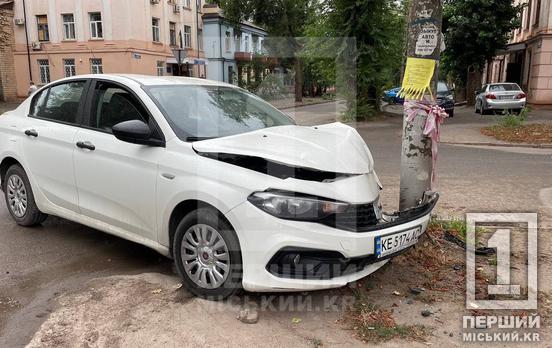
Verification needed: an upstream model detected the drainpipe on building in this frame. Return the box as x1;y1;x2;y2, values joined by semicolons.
22;0;32;82
196;0;200;77
219;18;224;82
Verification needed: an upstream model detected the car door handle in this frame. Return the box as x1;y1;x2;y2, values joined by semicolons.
24;129;38;137
76;141;96;151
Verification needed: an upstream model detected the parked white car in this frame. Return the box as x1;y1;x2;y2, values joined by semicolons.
0;75;438;299
475;82;527;115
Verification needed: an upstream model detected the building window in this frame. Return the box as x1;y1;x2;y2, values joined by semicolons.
198;29;203;50
235;33;241;51
184;25;192;48
152;18;160;42
534;0;541;27
244;35;250;52
38;59;50;84
89;12;103;39
157;61;164;76
169;22;176;46
90;58;103;74
184;0;191;8
62;14;76;40
225;31;231;52
36;15;49;42
63;59;76;77
525;2;531;30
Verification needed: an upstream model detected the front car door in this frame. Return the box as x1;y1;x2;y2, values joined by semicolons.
73;79;164;240
20;80;90;213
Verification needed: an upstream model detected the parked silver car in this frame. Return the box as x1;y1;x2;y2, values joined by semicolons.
475;83;526;115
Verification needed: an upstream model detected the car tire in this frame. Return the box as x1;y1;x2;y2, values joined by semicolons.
173;207;242;300
3;164;48;226
475;102;480;114
448;110;454;118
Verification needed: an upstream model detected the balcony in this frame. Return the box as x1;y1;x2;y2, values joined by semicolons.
234;51;253;61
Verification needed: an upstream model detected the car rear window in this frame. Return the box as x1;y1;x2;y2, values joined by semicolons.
489;84;521;92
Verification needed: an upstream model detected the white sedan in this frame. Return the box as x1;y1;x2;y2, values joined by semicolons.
0;75;438;299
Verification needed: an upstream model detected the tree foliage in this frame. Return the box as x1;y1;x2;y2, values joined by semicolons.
442;0;523;86
211;0;407;117
304;0;407;118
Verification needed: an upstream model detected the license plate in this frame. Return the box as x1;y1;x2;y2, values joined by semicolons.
499;95;513;100
375;226;423;258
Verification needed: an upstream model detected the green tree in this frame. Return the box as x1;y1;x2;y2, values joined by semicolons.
211;0;316;102
304;0;407;119
442;0;523;103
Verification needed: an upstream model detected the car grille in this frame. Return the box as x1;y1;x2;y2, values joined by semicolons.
321;202;379;231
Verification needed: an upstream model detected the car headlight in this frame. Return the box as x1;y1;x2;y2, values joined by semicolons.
446;95;454;101
248;191;349;221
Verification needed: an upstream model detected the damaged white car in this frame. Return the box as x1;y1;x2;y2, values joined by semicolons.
0;75;438;299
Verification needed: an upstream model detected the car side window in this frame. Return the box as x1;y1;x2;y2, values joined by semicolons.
29;81;86;124
89;81;149;133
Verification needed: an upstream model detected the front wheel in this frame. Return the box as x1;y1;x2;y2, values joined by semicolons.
173;207;242;300
3;164;48;226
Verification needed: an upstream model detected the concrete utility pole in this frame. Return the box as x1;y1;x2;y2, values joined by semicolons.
398;0;443;210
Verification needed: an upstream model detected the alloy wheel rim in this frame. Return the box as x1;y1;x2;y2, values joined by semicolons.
181;224;230;289
6;174;27;218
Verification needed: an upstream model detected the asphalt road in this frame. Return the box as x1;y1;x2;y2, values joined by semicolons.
1;102;551;346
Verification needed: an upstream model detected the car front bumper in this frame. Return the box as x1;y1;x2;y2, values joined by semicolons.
225;192;439;292
486;98;526;110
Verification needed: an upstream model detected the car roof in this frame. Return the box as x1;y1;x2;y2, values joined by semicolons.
58;74;237;88
488;82;519;86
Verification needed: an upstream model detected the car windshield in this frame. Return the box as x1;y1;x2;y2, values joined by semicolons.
437;82;449;93
489;84;521;92
146;85;294;141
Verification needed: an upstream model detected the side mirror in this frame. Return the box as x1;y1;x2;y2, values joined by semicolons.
112;120;164;147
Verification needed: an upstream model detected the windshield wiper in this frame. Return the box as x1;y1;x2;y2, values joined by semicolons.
186;136;217;142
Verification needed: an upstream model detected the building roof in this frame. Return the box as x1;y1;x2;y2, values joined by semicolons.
202;4;267;35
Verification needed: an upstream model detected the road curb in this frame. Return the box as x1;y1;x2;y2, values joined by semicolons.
277;99;338;110
442;141;552;149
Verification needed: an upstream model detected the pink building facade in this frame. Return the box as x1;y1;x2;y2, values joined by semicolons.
485;0;552;105
11;0;206;98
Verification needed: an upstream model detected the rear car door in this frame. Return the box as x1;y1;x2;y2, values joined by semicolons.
20;80;89;213
73;79;163;240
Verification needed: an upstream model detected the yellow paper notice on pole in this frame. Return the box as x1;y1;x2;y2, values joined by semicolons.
399;57;436;100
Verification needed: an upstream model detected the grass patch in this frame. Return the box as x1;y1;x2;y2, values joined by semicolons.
481;108;552;144
343;297;431;343
481;123;552;144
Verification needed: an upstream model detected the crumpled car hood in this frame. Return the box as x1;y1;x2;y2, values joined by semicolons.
192;122;374;175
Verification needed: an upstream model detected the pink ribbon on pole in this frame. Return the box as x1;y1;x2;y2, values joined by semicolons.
404;99;449;189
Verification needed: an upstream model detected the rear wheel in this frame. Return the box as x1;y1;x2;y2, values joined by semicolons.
173;207;242;300
3;165;47;226
447;109;454;118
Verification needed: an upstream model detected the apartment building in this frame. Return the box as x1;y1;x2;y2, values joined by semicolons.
202;4;266;84
486;0;552;105
11;0;206;98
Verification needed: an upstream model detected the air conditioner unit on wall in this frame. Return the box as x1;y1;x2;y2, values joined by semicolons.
150;0;160;4
31;42;41;50
14;18;25;25
173;4;181;13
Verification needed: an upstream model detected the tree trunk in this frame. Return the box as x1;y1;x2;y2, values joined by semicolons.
399;0;443;210
466;67;481;106
294;58;303;103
